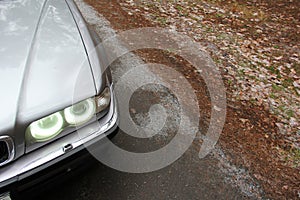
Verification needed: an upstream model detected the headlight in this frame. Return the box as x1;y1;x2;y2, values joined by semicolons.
26;87;111;143
95;87;111;113
64;98;96;126
29;112;64;142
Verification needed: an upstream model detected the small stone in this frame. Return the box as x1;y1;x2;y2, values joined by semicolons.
213;105;222;112
130;108;136;114
239;118;249;123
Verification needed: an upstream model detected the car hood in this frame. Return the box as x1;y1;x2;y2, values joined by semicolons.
0;0;96;150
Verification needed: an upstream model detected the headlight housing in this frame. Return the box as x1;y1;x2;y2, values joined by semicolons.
26;87;111;143
64;98;96;126
29;112;64;142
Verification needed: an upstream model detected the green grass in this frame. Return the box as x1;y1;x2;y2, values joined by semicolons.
282;78;294;88
286;109;294;119
269;93;276;99
227;79;232;86
238;69;245;76
272;84;283;92
294;63;300;76
175;5;183;11
291;149;300;160
156;17;167;25
267;66;280;75
287;148;300;168
216;13;224;18
249;98;257;104
278;105;285;112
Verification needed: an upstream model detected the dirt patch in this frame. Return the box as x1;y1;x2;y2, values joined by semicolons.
84;0;300;199
116;0;300;138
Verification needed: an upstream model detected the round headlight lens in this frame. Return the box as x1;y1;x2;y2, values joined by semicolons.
64;98;96;126
29;112;64;142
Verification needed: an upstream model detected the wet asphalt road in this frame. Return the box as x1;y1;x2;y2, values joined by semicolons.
31;1;255;199
35;129;247;200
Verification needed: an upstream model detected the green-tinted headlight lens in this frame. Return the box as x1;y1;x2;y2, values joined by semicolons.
26;87;111;144
64;98;96;126
28;112;64;142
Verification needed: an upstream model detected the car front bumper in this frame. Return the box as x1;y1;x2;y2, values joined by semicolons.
0;87;118;196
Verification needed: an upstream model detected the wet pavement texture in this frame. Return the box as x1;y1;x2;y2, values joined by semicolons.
36;131;249;200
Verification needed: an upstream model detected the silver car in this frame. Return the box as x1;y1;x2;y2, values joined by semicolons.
0;0;118;198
